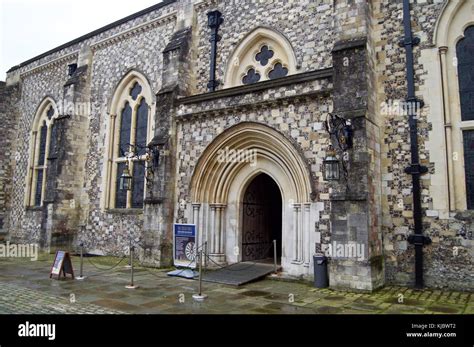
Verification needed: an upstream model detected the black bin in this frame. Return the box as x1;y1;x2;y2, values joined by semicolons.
313;254;329;288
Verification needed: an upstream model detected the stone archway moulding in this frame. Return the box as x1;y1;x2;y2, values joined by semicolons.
188;122;322;276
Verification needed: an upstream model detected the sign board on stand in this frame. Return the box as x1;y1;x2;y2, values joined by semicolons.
50;251;75;280
173;224;197;269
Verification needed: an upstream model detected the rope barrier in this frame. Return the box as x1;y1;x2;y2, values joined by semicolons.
86;255;127;272
79;239;276;279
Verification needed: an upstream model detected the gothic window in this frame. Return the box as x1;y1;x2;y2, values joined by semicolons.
239;45;289;86
106;72;154;210
463;131;474;209
457;26;474;122
457;25;474;209
26;99;58;207
268;62;289;80
224;28;297;88
255;45;274;66
242;68;261;85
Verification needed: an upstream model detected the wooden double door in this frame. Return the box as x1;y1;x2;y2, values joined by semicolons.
241;174;282;262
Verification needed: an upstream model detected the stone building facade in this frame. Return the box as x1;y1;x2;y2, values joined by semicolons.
0;0;473;291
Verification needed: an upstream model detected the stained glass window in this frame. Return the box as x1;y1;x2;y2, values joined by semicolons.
112;79;151;209
269;62;289;80
115;163;128;209
37;122;47;166
119;103;132;156
130;82;142;101
135;99;149;156
457;26;474;121
47;106;54;120
28;102;57;207
256;45;274;66
242;68;261;85
34;169;43;206
464;130;474;210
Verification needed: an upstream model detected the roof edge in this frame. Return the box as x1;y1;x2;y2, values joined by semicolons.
7;0;176;73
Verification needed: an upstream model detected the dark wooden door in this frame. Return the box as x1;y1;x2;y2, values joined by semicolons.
242;174;282;261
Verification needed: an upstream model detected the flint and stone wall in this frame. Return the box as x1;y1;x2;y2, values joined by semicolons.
0;0;472;291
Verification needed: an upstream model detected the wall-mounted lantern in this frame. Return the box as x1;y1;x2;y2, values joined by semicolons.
323;146;340;181
324;114;354;151
119;164;133;191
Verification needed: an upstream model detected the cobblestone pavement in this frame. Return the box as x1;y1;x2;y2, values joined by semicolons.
0;254;472;314
0;282;123;314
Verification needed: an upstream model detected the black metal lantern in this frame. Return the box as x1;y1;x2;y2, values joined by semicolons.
119;165;133;191
323;146;340;181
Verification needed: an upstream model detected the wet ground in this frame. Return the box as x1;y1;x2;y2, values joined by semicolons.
0;254;472;314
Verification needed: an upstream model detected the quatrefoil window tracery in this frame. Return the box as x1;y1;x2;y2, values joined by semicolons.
242;68;261;85
241;44;289;85
255;45;274;66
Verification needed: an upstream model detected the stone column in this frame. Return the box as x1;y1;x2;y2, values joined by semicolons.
303;203;311;267
209;205;216;253
192;203;201;245
209;203;226;264
439;46;455;211
292;203;302;263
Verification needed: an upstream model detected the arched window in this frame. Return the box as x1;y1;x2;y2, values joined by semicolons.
457;25;474;209
433;0;474;212
25;99;58;207
224;27;297;88
105;72;154;210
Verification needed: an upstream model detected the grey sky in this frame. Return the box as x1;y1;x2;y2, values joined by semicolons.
0;0;163;80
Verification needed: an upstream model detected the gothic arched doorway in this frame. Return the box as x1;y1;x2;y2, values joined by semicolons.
242;173;282;262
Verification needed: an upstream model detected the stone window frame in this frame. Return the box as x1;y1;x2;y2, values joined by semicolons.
25;97;58;207
223;27;297;89
435;0;474;212
103;71;155;211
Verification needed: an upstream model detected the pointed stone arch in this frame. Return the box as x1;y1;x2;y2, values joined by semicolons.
223;27;298;88
25;97;59;207
433;0;474;47
190;122;314;204
102;69;156;210
189;122;322;276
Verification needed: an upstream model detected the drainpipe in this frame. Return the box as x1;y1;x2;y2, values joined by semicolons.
207;10;223;92
400;0;431;289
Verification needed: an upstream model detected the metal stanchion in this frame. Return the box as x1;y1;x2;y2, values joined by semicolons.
76;243;86;280
273;240;278;274
125;239;132;269
192;250;207;302
270;239;279;278
125;245;138;289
